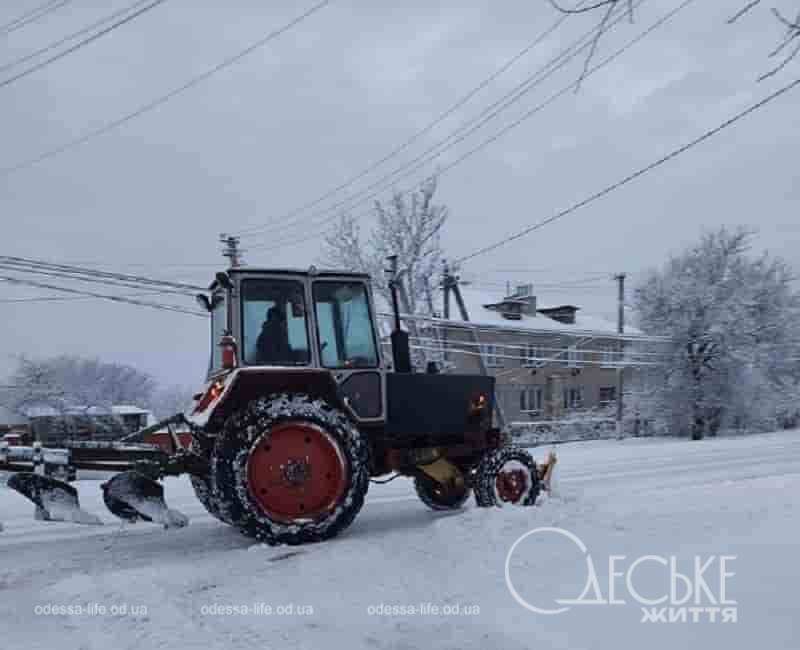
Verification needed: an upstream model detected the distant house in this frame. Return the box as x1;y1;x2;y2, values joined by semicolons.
26;405;155;446
0;406;30;443
403;284;643;424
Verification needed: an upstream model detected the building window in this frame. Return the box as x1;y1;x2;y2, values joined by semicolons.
601;347;618;366
481;344;503;368
599;386;617;406
563;386;584;410
521;342;539;367
567;345;583;368
520;387;543;414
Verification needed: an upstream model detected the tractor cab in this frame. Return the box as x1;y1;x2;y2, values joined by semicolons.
205;267;380;374
196;267;385;426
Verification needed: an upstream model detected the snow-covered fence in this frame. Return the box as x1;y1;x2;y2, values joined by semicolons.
509;416;656;446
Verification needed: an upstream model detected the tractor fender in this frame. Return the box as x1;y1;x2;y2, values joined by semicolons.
186;367;343;432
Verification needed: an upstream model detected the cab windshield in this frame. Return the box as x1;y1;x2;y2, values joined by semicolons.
313;281;378;368
241;279;310;366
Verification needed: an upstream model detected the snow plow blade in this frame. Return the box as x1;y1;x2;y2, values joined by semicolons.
537;450;558;494
6;472;103;525
101;471;188;529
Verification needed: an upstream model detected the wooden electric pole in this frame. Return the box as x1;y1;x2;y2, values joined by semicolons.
441;261;506;429
615;273;626;438
220;233;243;267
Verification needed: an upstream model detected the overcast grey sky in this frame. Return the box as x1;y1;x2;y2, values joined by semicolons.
1;0;798;387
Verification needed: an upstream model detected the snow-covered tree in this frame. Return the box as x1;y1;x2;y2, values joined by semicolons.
149;384;196;419
1;355;156;418
320;176;448;315
631;227;800;439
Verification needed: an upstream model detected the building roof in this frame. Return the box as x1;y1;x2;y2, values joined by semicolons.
445;287;642;336
25;404;153;418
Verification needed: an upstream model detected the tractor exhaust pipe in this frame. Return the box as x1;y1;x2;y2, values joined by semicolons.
386;255;412;373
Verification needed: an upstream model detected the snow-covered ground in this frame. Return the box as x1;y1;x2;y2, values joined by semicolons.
1;431;797;650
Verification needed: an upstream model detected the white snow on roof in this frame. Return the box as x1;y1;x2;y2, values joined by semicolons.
110;405;150;415
25;404;152;418
447;287;642;336
24;405;60;418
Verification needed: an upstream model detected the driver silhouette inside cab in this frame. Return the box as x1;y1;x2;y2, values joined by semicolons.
256;305;291;365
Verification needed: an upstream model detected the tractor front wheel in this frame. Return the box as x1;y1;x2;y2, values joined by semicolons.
413;477;471;511
474;446;540;507
213;394;369;545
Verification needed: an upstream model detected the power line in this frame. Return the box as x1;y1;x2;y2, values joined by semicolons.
1;0;69;37
471;267;637;275
0;255;205;292
0;263;197;297
0;275;207;317
247;0;689;255
0;0;169;89
377;310;671;342
0;0;158;76
463;273;616;286
455;75;800;264
239;0;640;243
231;2;585;238
0;290;168;303
0;0;331;178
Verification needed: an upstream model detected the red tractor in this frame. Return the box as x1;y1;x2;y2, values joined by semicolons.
4;267;555;544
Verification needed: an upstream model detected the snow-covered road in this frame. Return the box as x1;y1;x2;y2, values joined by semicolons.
1;432;798;650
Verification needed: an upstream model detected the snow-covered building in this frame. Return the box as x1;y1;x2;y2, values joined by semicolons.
408;284;643;424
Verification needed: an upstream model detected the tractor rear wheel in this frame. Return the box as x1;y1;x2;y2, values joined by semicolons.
474;446;540;507
413;477;471;511
213;394;370;545
188;436;233;525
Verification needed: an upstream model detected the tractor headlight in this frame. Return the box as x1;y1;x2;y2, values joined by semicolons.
469;393;488;416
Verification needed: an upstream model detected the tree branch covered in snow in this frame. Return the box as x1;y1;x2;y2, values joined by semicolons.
319;177;448;316
630;227;800;438
0;356;157;424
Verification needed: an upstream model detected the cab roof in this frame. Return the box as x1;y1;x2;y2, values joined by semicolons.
208;267;371;290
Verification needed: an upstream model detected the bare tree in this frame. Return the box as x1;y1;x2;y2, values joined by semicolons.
320;177;448;316
728;1;800;80
547;0;636;90
631;227;800;439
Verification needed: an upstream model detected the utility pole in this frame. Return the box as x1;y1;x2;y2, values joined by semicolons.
615;273;626;438
441;260;451;321
441;261;506;429
220;233;243;267
441;261;451;363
